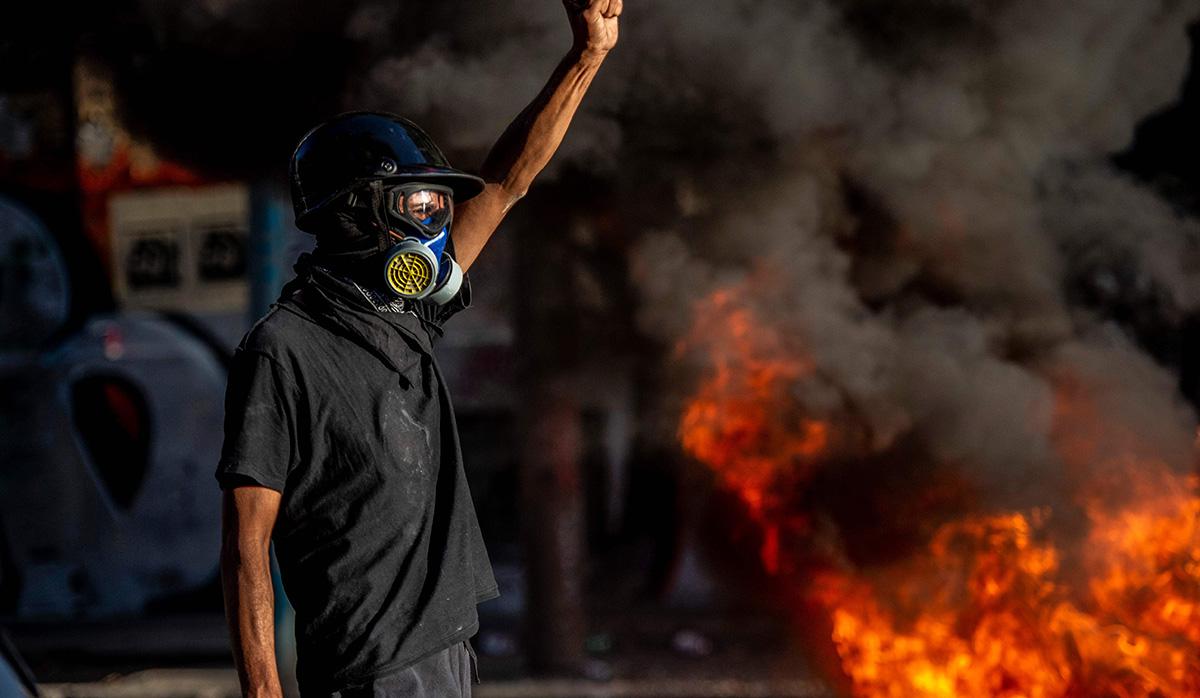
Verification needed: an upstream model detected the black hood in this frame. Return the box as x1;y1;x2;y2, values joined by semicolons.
309;207;381;260
274;253;436;382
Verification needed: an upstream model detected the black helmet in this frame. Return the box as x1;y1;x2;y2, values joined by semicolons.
289;111;485;232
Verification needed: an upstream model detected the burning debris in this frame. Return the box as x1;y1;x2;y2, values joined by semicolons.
819;475;1200;697
620;2;1200;693
675;280;1200;696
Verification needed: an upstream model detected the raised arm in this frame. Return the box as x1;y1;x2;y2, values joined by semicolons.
451;0;622;272
220;485;284;698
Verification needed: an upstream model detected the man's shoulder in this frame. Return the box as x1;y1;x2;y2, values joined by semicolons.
236;303;319;360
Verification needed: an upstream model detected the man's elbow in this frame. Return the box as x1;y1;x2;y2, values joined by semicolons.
219;536;247;587
506;183;529;201
222;532;270;563
492;178;528;207
219;526;270;578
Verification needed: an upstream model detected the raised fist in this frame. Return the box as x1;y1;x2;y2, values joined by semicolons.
565;0;621;56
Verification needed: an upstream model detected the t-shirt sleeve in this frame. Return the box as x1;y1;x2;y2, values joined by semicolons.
426;270;473;329
215;349;299;492
415;233;474;333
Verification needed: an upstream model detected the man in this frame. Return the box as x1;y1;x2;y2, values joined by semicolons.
215;2;621;696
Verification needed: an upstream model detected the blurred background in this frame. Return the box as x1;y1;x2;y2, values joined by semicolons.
2;1;1200;697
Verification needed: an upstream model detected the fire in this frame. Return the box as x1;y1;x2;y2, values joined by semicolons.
818;512;1068;698
819;495;1200;698
676;287;828;571
1084;473;1200;651
677;286;1200;697
677;288;827;505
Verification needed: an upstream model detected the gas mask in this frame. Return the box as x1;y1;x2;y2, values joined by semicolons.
353;181;464;306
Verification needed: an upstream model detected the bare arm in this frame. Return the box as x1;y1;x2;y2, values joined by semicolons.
452;0;623;272
220;486;284;698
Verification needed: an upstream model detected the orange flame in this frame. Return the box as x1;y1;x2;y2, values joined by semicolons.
677;286;829;572
818;494;1200;697
678;287;1200;697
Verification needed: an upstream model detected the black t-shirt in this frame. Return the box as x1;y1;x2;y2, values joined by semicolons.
215;254;498;696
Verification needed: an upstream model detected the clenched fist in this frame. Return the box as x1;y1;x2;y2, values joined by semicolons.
565;0;622;57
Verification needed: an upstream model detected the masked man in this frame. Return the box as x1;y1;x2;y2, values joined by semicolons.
215;2;621;696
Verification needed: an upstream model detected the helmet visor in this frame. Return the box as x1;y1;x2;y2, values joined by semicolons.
390;185;453;235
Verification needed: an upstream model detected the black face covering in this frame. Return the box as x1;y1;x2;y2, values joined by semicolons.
310;181;410;279
309;206;385;286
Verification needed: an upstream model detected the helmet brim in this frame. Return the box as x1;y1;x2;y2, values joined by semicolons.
382;167;487;202
295;167;486;233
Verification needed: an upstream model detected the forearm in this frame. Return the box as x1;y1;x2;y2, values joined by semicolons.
451;0;620;272
453;48;607;270
480;47;607;201
221;544;281;698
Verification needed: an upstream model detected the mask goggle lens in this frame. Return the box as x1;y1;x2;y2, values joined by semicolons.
390;186;452;235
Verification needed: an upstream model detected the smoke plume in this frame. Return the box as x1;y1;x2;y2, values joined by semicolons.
344;0;1200;511
143;0;1200;508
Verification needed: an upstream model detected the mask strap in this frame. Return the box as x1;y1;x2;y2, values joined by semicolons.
366;180;391;253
